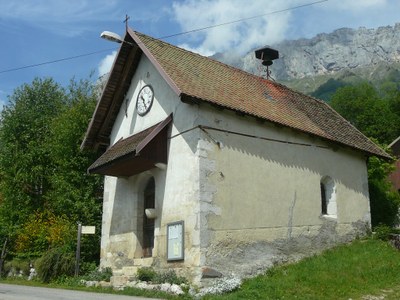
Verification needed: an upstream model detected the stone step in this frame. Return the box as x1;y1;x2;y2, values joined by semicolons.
110;258;154;286
134;257;153;267
110;275;129;287
121;266;139;276
112;269;124;276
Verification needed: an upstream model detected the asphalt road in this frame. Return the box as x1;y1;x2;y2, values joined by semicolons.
0;283;161;300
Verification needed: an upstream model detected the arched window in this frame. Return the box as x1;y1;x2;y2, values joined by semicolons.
320;176;337;218
142;178;155;257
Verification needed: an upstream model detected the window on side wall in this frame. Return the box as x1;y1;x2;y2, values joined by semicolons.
320;176;337;218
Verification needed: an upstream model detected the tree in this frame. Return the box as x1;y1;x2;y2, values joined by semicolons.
368;154;400;227
45;79;101;221
310;78;347;101
0;77;102;266
0;78;65;257
44;79;102;262
330;82;400;144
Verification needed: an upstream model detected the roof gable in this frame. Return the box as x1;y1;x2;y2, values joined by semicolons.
82;28;390;159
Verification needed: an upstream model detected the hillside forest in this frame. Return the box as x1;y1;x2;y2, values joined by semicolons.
0;73;399;281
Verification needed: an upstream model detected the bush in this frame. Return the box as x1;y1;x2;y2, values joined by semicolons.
52;275;84;287
368;155;400;228
154;269;187;285
136;267;156;282
36;248;75;282
14;210;76;257
373;224;393;241
79;261;97;276
136;267;187;284
84;267;113;282
3;259;31;277
369;179;400;227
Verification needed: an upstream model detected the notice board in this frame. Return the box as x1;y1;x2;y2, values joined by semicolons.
167;221;184;261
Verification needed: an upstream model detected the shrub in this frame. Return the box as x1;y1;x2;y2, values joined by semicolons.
52;275;84;287
136;267;156;282
373;224;393;241
154;269;187;285
79;261;97;276
3;258;31;277
368;155;400;228
84;267;113;282
136;267;188;285
15;210;75;256
36;248;75;282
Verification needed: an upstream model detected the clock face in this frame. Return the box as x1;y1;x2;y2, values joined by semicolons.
136;85;154;116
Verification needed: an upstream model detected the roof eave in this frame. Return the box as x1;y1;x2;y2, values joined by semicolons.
128;28;182;97
180;93;391;160
81;28;182;152
81;34;138;151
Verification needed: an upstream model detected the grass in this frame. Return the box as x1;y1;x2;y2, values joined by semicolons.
1;239;400;299
204;239;400;300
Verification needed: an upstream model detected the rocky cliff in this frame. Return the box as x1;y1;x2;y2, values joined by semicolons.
221;23;400;82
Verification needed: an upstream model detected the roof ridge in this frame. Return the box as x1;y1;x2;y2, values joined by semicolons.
134;30;348;111
132;30;389;159
134;30;278;86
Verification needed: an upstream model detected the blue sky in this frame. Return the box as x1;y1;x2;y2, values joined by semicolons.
0;0;399;108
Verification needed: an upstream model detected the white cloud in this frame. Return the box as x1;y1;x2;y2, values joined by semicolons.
170;0;397;55
98;51;117;77
171;0;301;55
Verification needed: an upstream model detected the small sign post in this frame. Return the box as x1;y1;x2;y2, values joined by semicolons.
75;223;96;276
75;223;82;276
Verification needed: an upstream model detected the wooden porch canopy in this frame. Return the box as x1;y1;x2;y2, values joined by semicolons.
88;114;172;177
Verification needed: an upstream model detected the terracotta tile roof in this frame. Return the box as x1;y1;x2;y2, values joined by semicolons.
132;30;389;159
81;28;390;159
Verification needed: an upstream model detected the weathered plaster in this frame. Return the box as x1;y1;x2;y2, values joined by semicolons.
195;105;371;279
100;54;204;281
100;53;372;285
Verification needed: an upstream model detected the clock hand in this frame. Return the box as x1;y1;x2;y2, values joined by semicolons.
140;95;147;109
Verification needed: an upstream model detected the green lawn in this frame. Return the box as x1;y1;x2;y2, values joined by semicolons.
204;239;400;300
2;239;400;299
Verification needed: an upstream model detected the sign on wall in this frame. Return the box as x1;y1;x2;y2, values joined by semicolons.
167;221;184;261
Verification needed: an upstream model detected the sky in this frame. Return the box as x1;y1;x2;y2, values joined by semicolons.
0;0;399;108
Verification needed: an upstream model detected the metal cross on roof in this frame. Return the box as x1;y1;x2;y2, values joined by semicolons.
124;14;130;32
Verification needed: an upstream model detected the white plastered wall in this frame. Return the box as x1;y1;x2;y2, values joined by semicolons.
99;54;372;282
100;55;203;279
195;105;371;277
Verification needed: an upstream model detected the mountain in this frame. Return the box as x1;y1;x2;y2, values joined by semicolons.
214;23;400;99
